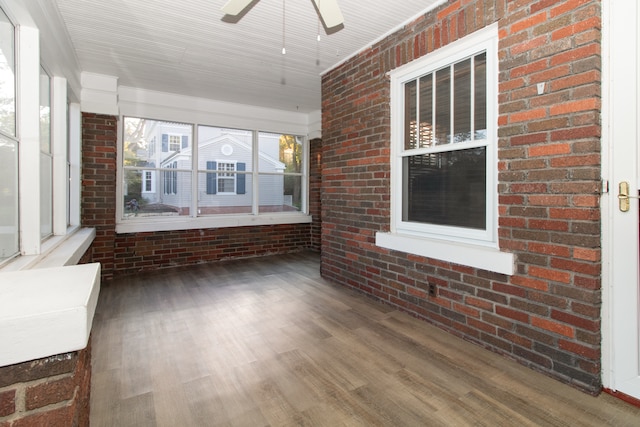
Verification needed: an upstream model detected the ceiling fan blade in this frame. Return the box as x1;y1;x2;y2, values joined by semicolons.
313;0;344;29
221;0;256;16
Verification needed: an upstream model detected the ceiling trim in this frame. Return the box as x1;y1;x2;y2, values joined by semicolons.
321;0;448;76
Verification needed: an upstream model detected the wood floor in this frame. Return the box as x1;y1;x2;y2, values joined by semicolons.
90;251;640;426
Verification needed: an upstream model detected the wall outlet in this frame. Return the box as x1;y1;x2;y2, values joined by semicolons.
428;283;437;297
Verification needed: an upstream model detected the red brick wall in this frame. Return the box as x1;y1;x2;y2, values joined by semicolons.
0;342;91;426
82;113;318;280
82;113;118;278
321;0;602;393
309;138;322;252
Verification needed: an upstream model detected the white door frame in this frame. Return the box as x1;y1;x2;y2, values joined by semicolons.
601;0;640;398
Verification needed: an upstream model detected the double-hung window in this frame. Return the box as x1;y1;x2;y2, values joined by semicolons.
377;24;513;275
142;171;154;193
216;162;237;194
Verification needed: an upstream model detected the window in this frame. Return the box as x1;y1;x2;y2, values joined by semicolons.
0;2;88;270
205;161;245;195
169;135;180;151
163;162;177;195
0;7;18;261
217;162;236;193
377;24;513;275
119;118;310;231
402;53;487;231
40;66;52;240
142;170;154;193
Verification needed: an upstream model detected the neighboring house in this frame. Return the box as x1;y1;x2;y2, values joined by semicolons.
128;122;288;215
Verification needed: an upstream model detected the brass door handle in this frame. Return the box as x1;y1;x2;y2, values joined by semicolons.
618;181;640;212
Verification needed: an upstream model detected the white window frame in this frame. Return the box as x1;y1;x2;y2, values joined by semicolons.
376;24;514;275
40;65;53;241
216;160;237;195
116;121;311;234
0;1;92;271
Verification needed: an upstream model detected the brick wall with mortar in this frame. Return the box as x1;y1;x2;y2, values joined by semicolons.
82;113;320;280
321;0;602;393
309;138;322;252
0;342;91;426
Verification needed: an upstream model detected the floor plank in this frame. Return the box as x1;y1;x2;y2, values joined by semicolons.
91;251;640;426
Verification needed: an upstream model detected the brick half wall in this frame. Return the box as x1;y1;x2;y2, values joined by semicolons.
0;341;91;427
82;113;319;280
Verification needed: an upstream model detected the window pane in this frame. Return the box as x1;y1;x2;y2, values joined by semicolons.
123;117;192;219
197;171;252;215
40;153;53;238
404;80;417;150
0;135;18;260
66;101;71;226
198;125;252;171
40;67;52;239
258;174;302;213
40;67;51;153
197;125;252;215
124;118;192;166
435;67;451;145
474;52;487;140
259;133;303;173
256;132;303;213
0;9;15;137
453;58;471;143
418;74;434;148
402;147;486;229
123;169;191;218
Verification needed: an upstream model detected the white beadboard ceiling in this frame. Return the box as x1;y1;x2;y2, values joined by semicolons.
53;0;445;113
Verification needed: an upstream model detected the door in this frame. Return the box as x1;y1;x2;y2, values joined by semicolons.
606;0;640;399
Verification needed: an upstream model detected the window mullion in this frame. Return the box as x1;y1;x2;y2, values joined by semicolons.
449;65;454;145
432;72;436;146
252;130;259;215
415;78;421;148
68;103;82;227
470;56;475;143
52;76;68;235
191;124;198;217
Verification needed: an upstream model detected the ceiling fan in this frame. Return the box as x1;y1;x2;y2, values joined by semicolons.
221;0;344;29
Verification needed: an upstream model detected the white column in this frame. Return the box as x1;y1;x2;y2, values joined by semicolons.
68;103;82;227
52;76;68;235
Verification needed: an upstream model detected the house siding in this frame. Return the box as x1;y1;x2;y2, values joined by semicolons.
321;0;602;393
82;113;320;280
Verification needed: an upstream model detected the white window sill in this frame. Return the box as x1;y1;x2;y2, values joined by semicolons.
376;232;514;275
1;227;96;272
0;227;99;367
116;213;313;234
0;262;101;367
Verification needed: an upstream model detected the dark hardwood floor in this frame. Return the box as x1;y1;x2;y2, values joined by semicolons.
90;251;640;426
